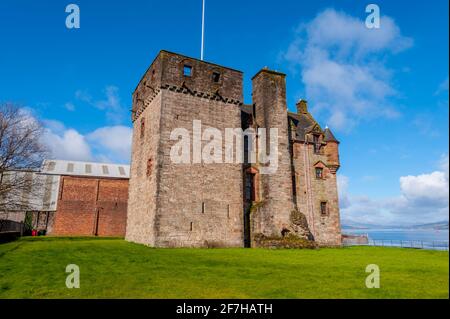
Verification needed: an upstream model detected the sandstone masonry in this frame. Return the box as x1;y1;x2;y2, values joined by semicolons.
126;50;342;247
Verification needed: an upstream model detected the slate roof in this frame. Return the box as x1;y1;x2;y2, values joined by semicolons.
240;105;338;143
324;127;339;143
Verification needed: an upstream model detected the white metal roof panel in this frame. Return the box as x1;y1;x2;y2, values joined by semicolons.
41;159;130;179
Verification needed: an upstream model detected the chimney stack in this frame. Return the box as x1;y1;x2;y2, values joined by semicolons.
297;99;308;114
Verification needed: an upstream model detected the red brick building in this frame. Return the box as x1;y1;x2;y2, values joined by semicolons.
41;160;129;237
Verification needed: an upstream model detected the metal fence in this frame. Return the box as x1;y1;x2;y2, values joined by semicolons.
0;219;24;234
344;238;449;251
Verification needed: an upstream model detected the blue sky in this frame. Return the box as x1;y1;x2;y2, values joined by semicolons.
0;0;448;225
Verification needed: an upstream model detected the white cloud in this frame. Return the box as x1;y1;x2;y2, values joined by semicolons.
87;126;132;163
64;102;75;111
340;154;449;226
41;120;132;164
281;8;412;131
440;153;449;178
400;171;448;205
75;85;128;124
337;174;350;209
42;128;92;162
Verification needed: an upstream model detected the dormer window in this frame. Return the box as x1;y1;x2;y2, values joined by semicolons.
183;65;192;77
212;72;220;83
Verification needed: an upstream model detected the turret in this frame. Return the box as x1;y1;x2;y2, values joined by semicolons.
324;127;340;173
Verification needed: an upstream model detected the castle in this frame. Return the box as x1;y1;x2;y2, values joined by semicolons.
125;50;342;247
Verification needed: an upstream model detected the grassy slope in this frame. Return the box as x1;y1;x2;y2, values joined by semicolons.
0;237;448;299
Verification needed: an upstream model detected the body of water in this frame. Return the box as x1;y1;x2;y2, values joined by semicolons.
342;228;449;250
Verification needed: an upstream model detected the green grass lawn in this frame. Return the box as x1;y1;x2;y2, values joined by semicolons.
0;237;448;299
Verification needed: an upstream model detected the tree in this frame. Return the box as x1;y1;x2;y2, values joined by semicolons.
0;103;48;212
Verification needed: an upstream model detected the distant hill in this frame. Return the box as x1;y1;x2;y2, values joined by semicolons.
409;222;449;230
342;221;449;230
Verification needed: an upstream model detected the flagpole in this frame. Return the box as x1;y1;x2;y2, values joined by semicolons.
201;0;205;60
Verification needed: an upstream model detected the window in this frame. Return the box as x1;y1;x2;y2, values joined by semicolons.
67;163;74;173
118;166;126;176
85;164;92;174
212;72;220;83
320;202;328;216
202;202;206;214
140;118;145;138
183;65;192;77
313;134;319;144
102;165;109;175
313;134;321;153
315;168;323;179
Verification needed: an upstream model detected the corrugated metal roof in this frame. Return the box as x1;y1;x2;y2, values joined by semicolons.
41;160;130;179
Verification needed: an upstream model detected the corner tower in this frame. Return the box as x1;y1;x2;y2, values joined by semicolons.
126;51;244;247
250;68;295;239
289;100;342;246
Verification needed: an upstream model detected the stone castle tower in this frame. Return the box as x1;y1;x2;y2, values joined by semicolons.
126;50;341;247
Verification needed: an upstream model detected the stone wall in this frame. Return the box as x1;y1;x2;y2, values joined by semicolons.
292;142;341;246
155;90;244;247
127;51;245;247
125;92;162;245
251;69;295;238
126;50;342;248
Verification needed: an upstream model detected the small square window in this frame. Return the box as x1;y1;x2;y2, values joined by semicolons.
320;202;328;216
183;65;192;77
212;72;220;83
315;168;323;179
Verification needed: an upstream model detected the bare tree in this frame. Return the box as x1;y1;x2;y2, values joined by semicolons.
0;103;48;212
